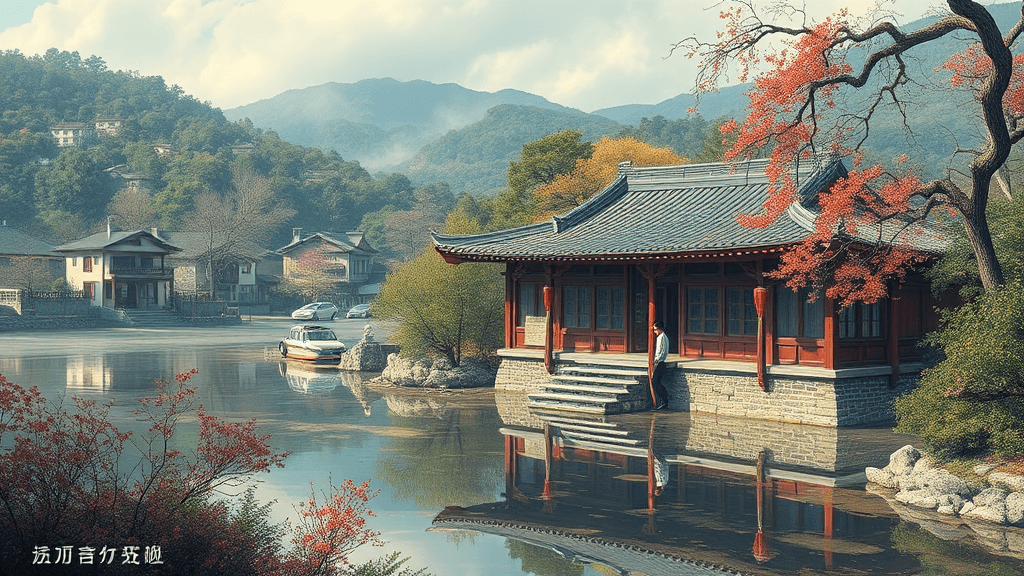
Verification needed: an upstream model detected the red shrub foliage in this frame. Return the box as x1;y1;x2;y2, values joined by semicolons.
0;371;380;576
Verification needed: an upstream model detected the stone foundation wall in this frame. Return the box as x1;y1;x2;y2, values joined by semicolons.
494;358;554;393
30;297;92;316
669;368;917;427
495;354;915;428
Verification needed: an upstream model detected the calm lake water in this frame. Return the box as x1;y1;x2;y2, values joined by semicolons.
3;318;1024;575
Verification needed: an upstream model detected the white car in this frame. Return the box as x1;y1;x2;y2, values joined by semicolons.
279;325;347;363
291;302;340;321
346;303;371;318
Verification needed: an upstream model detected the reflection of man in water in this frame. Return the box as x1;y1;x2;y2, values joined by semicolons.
653;453;669;496
651;322;669;410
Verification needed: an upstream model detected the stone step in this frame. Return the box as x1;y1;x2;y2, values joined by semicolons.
543;382;631;396
558;366;649;378
528;391;622;405
551;374;645;386
123;309;183;327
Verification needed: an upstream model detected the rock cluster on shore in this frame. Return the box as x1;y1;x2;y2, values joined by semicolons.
867;445;1024;527
374;354;496;389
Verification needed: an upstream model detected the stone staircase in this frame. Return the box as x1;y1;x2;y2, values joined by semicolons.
527;362;653;415
122;308;184;328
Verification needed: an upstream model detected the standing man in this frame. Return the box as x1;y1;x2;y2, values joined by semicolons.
651;322;669;410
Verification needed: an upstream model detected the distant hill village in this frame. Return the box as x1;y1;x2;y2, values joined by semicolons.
0;216;383;324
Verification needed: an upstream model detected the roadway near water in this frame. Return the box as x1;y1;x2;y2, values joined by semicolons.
1;318;1022;575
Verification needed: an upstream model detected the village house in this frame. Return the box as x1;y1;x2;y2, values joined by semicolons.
93;116;123;136
276;229;378;308
431;156;949;427
49;122;97;148
0;219;63;280
55;226;180;309
157;230;272;307
104;164;154;191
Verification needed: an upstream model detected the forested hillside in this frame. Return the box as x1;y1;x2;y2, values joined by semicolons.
399;104;624;194
224;78;573;171
0;49;444;249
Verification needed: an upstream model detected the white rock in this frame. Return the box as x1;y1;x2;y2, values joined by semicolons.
963;504;1008;525
936;504;957;515
895;488;941;509
936;493;965;512
1005;492;1024;526
974;487;1009;508
912;455;935;474
921;469;972;497
960;501;976;516
886;445;921;477
989;472;1024;493
866;467;899;489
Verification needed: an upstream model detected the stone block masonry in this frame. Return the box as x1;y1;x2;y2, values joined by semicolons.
495;350;918;428
669;365;918;427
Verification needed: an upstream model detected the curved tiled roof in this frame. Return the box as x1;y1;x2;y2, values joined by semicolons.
432;156;947;262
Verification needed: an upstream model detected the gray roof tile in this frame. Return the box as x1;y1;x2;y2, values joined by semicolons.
432;156;949;261
0;225;59;257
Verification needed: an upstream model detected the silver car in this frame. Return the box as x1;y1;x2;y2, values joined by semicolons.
291;302;340;321
346;303;371;318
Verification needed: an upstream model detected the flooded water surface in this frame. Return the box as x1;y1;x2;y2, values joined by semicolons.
3;318;1023;575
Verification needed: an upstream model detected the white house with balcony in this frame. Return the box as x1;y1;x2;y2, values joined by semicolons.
55;228;180;309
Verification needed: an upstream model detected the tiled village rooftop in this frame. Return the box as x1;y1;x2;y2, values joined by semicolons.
432;156;948;262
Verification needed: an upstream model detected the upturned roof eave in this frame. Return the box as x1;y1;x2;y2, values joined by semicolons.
433;242;800;264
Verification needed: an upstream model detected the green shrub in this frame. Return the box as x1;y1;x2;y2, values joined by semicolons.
895;280;1024;458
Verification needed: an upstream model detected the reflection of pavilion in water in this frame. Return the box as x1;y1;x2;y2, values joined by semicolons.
433;394;923;575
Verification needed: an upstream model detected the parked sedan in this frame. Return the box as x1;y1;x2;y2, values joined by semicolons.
291;302;340;321
346;303;372;318
279;325;347;363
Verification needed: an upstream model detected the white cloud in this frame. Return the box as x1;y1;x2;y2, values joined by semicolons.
0;0;959;111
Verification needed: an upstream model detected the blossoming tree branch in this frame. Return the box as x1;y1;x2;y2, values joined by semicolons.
677;0;1021;302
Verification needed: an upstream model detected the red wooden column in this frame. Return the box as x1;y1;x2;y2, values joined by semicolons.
823;297;837;370
754;286;768;391
504;263;514;349
823;486;834;569
888;291;900;388
504;435;516;507
543;285;554;374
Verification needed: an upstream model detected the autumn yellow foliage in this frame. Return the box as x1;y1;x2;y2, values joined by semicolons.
532;137;687;218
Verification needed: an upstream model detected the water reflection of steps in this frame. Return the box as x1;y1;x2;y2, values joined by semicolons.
123;308;183;328
527;363;650;415
537;414;641;447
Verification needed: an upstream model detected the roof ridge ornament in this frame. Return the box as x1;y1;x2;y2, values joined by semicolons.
617;160;633;175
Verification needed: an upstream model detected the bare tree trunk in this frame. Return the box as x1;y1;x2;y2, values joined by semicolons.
962;209;1005;292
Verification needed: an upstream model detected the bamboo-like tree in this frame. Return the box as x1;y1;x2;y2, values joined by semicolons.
373;210;504;366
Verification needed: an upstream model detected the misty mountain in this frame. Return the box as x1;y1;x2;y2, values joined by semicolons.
224;78;575;170
591;83;751;125
398;104;623;194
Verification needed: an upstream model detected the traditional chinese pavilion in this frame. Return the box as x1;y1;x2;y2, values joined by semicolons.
431;156;949;426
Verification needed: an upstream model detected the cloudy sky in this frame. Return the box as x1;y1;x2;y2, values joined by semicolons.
0;1;996;112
